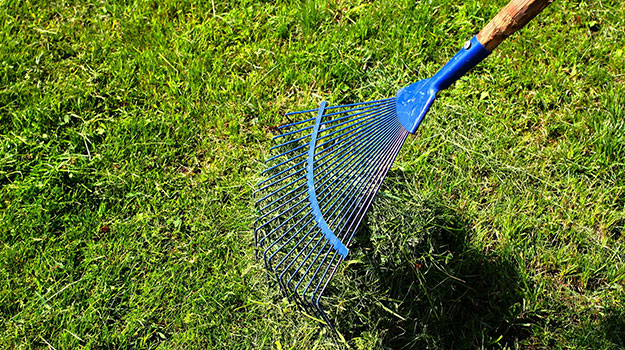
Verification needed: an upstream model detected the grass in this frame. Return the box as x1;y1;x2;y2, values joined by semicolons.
1;0;624;348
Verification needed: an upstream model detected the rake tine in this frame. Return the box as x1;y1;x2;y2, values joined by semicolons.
315;122;401;221
260;152;307;176
269;133;311;151
278;98;390;132
324;97;394;110
330;127;406;241
342;129;409;244
262;110;391;193
272;125;314;140
316;105;394;143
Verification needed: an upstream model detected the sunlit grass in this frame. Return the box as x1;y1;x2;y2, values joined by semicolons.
1;0;624;348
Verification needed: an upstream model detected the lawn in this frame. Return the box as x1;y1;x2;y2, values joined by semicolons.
1;0;624;348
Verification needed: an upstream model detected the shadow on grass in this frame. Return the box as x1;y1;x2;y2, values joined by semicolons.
601;307;625;348
328;171;529;349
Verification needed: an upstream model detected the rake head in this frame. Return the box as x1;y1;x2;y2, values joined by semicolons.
254;98;409;327
254;35;492;329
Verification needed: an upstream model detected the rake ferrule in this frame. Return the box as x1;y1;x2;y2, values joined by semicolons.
396;35;490;134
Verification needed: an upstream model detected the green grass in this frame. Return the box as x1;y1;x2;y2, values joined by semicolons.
1;0;624;348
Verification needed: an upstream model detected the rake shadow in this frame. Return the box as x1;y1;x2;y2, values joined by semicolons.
327;170;530;349
600;307;625;348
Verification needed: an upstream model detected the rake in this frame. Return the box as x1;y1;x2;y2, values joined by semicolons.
254;0;553;329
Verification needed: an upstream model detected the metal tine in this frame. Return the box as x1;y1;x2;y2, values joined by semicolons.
313;134;397;217
274;233;327;315
311;121;399;227
255;173;306;209
317;102;393;137
302;246;336;309
263;106;392;178
311;117;391;176
255;173;305;206
256;190;307;231
255;197;310;246
266;143;380;267
317;125;396;216
285;230;328;293
259;195;307;231
258;159;306;190
296;103;388;157
318;124;401;236
324;97;394;110
256;167;304;193
340;128;409;244
265;132;385;277
277;230;324;303
256;184;306;222
343;131;409;248
312;134;398;242
259;218;315;271
317;132;396;235
256;168;305;204
260;150;307;176
316;112;391;159
284;108;318;117
311;114;396;185
258;132;363;207
315;108;395;156
279;117;315;130
261;149;307;174
274;221;340;317
326;126;404;237
274;213;325;274
264;214;316;267
255;99;405;330
291;133;404;318
273;124;313;140
312;132;396;226
269;133;310;151
311;255;343;330
266;115;398;276
315;104;394;145
318;100;392;127
256;201;309;249
292;240;337;306
314;116;398;199
270;165;354;269
312;109;395;164
313;110;395;174
279;129;398;294
273;223;321;282
261;111;392;200
300;242;335;295
312;121;397;197
262;213;316;269
266;142;308;163
280;99;388;135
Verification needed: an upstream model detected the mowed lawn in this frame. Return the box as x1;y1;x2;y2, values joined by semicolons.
1;0;624;348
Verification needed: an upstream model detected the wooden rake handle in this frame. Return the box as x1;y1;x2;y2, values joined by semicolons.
476;0;554;51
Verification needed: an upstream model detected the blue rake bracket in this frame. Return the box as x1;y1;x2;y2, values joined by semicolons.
306;101;349;258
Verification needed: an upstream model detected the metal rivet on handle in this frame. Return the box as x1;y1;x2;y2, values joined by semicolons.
464;40;471;50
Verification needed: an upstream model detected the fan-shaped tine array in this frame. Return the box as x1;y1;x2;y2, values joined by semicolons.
254;98;408;329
